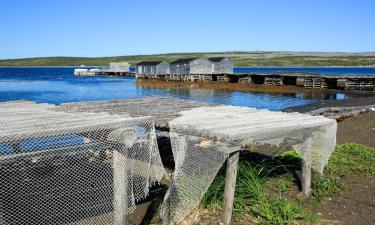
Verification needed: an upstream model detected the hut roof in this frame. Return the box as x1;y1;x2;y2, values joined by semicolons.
208;57;227;62
136;61;164;66
170;58;198;64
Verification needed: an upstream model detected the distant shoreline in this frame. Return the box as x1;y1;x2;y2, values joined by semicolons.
1;51;375;67
1;65;375;68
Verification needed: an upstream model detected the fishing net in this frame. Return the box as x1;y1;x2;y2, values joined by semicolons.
0;101;166;225
162;105;337;224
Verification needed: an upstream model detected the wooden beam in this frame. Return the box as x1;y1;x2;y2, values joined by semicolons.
221;151;240;225
301;138;312;196
113;150;128;225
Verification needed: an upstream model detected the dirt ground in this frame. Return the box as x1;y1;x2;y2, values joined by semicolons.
308;176;375;225
336;111;375;148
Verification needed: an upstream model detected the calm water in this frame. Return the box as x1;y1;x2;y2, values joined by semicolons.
1;67;372;111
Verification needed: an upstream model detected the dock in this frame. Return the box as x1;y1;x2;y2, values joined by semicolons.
137;72;375;91
74;68;135;77
74;62;135;77
73;60;374;91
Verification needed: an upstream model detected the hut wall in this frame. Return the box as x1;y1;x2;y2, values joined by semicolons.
109;62;130;72
170;63;190;75
156;62;170;74
212;58;233;74
190;58;212;74
136;65;157;75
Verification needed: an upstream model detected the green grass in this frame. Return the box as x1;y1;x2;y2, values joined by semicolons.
234;55;375;67
201;144;375;224
311;176;346;201
324;143;375;176
311;143;375;201
1;52;375;67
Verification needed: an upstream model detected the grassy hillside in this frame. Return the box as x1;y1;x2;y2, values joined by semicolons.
1;51;375;67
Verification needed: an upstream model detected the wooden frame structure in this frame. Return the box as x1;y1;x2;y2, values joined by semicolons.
59;97;337;225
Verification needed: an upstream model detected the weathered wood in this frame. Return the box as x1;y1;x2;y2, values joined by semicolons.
59;97;212;129
301;138;312;196
309;104;375;120
304;77;327;89
221;152;240;225
113;150;128;225
238;76;251;83
0;102;157;143
264;77;283;86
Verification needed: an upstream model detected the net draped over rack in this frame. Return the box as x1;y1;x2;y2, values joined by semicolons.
162;105;337;224
0;101;166;225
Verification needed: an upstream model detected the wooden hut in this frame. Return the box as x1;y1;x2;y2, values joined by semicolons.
208;57;233;74
136;61;170;75
170;58;197;75
190;58;213;74
170;57;233;75
109;62;130;72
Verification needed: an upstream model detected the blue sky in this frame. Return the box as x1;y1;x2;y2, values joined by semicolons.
0;0;374;59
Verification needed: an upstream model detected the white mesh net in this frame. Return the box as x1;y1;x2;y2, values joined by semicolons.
0;102;166;225
162;105;337;224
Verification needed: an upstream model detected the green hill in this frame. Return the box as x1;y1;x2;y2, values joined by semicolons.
1;51;375;67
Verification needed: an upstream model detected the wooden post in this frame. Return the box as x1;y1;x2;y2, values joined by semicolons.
301;138;312;196
113;150;128;225
221;152;240;225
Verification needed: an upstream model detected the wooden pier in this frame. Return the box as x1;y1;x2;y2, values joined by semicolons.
137;72;375;91
75;69;136;77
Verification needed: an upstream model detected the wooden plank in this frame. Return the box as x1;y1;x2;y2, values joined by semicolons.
59;97;212;129
221;152;240;225
301;138;312;196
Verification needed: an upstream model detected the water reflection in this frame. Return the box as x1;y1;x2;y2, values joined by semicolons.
301;92;347;100
136;85;316;110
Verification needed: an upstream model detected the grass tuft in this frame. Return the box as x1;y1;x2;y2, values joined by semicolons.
202;161;316;224
324;143;375;176
312;176;346;201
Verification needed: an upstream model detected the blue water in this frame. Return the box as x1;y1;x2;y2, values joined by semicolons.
1;67;371;111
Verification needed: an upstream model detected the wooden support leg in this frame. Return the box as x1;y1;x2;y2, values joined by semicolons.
301;138;312;196
113;150;129;225
221;152;240;225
